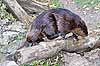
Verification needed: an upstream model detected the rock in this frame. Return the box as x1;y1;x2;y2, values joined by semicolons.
0;61;18;66
0;19;27;63
63;53;96;66
84;48;100;66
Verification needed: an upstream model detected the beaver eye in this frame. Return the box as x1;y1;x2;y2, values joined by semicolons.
27;37;33;43
27;39;32;43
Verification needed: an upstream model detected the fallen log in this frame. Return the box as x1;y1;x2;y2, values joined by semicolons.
3;0;33;27
16;0;49;15
10;35;100;65
14;39;65;64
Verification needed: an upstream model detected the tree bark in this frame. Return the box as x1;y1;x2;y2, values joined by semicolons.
16;0;48;15
14;40;65;64
11;36;100;65
3;0;33;27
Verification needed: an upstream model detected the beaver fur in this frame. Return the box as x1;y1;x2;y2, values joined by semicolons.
17;8;88;49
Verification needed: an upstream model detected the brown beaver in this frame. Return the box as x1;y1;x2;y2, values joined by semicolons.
17;8;88;50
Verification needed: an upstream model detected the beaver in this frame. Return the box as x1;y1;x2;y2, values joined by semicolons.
17;8;88;50
48;8;88;39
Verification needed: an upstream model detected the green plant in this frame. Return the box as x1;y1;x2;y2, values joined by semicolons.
20;61;60;66
74;0;100;9
0;0;15;20
16;34;26;40
53;64;59;66
50;0;63;8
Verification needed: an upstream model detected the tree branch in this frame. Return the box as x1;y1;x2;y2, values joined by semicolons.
16;0;48;15
3;0;33;27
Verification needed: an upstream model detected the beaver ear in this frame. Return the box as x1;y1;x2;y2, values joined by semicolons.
46;12;58;20
80;20;88;36
50;13;58;20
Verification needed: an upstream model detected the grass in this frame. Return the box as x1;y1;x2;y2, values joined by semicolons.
50;0;63;8
21;61;60;66
0;0;15;20
74;0;100;9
